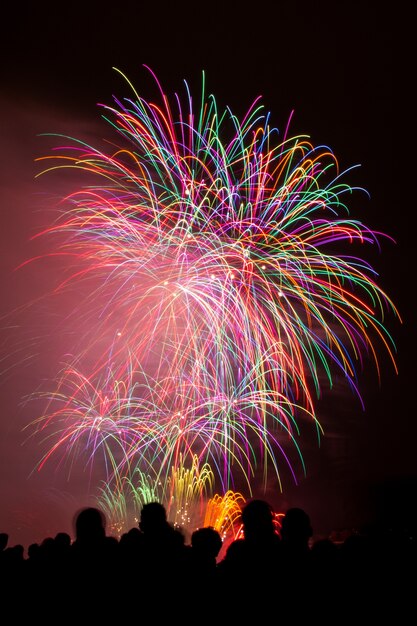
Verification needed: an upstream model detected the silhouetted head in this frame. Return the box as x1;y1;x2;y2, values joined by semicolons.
28;543;40;559
74;507;106;543
311;538;338;561
139;501;168;534
127;527;143;540
11;544;24;560
0;532;8;551
120;526;143;549
241;499;275;540
55;532;71;548
281;507;312;546
41;537;55;553
191;526;223;559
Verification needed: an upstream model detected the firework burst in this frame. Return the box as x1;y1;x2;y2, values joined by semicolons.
27;67;398;507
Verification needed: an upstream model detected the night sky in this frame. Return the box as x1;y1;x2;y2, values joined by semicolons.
1;2;414;547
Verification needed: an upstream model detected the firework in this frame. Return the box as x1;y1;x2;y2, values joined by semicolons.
28;67;398;503
97;455;215;536
204;490;246;541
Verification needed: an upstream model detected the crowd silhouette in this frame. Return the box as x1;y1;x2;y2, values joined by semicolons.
0;499;413;617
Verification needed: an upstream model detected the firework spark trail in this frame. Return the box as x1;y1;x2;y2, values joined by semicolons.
204;490;246;540
28;67;399;500
97;454;215;534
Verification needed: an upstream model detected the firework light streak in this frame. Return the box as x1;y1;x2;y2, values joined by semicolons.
204;490;246;540
97;455;215;536
26;67;399;509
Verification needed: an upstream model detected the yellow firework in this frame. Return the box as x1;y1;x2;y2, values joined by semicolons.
165;454;215;531
204;490;246;540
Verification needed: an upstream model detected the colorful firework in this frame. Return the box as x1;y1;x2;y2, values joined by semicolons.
164;453;214;529
27;67;399;508
97;455;215;536
204;490;246;541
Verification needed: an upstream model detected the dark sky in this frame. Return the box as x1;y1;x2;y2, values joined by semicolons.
0;2;414;546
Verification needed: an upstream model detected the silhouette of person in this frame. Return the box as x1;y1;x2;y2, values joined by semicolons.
280;507;312;554
240;499;279;544
67;506;118;616
70;506;114;578
218;499;281;586
137;502;187;601
279;507;313;605
190;526;222;581
74;506;106;545
0;532;8;553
